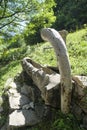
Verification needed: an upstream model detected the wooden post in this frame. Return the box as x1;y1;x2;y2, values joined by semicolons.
41;28;72;114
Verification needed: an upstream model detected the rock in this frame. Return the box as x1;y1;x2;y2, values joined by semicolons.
35;103;45;119
0;106;3;113
0;97;3;113
71;103;82;120
0;96;3;104
75;76;87;87
22;102;34;110
72;76;87;98
0;119;9;130
83;115;87;129
3;58;87;129
9;109;39;127
1;123;8;130
72;76;87;113
79;96;87;113
21;84;34;102
8;90;30;110
45;86;60;108
4;78;17;91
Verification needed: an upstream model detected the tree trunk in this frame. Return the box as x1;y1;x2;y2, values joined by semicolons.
41;28;72;113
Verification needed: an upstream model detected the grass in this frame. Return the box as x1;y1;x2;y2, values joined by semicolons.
67;28;87;75
0;60;22;95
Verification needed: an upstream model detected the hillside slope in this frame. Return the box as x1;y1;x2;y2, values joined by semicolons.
0;27;87;95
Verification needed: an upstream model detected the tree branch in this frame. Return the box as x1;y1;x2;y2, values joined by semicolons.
0;1;33;20
0;11;22;19
0;18;15;29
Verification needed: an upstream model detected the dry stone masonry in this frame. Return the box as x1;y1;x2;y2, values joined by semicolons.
0;58;87;130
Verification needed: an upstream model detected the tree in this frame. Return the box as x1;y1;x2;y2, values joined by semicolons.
23;0;56;45
0;0;40;32
53;0;87;30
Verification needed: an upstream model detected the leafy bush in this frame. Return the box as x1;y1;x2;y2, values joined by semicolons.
53;0;87;30
51;112;83;130
24;0;56;45
7;34;25;49
0;45;27;63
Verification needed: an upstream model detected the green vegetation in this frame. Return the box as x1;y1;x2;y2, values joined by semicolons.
0;0;87;129
0;27;87;94
67;28;87;75
26;111;84;130
24;0;56;45
53;0;87;30
0;27;87;129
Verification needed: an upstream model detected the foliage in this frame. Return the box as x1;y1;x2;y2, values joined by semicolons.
0;0;39;31
26;111;84;130
67;28;87;75
51;111;82;130
0;45;28;64
53;0;87;30
24;0;56;45
7;34;25;49
26;42;56;66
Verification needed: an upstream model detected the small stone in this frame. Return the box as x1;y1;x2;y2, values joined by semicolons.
0;106;3;113
71;103;82;120
83;115;87;129
35;103;44;119
8;88;18;95
30;102;34;108
9;92;30;110
4;78;17;91
9;109;39;127
21;84;30;95
0;97;3;113
75;76;87;87
21;84;34;101
22;102;34;110
0;96;3;103
1;123;7;130
22;104;31;110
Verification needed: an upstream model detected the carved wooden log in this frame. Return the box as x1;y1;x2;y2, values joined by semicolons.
43;30;68;51
41;28;72;114
21;57;60;107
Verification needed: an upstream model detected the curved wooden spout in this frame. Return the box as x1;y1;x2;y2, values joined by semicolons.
41;28;72;114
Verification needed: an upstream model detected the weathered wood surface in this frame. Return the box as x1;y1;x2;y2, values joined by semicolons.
43;30;68;51
21;57;60;107
41;28;72;113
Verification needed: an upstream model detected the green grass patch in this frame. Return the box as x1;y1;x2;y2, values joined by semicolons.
67;28;87;75
0;60;22;95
